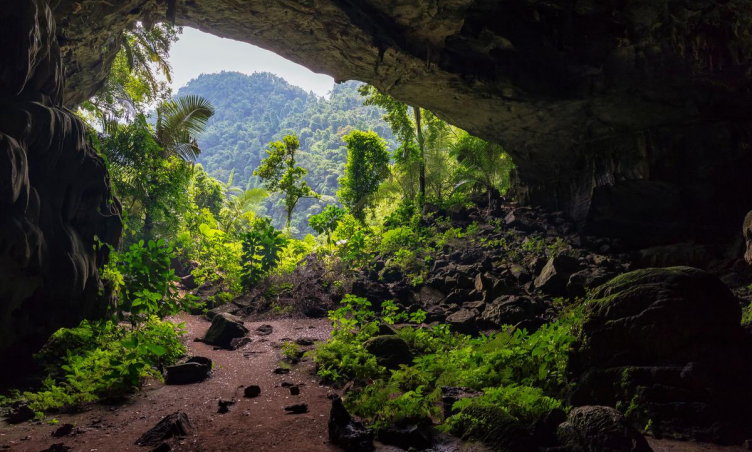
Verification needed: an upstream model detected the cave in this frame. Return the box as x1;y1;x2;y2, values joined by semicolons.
2;0;752;427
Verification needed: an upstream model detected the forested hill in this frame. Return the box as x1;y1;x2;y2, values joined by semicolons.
176;71;396;234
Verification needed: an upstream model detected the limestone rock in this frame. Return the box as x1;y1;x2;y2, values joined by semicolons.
568;267;751;443
446;308;480;335
135;412;192;446
480;295;541;328
202;313;249;349
0;0;122;369
164;357;212;385
328;397;374;452
363;335;414;369
556;406;652;452
534;255;580;296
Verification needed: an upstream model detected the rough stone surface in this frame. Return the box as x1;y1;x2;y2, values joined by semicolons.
568;267;752;443
446;308;480;335
164;357;212;385
328;397;374;452
47;0;752;238
480;295;541;328
556;406;653;452
202;313;249;349
135;412;192;446
363;335;414;370
0;0;122;368
534;255;580;296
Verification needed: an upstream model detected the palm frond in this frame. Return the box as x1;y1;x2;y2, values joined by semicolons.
156;95;215;160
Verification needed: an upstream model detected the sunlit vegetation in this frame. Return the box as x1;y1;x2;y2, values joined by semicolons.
5;22;524;424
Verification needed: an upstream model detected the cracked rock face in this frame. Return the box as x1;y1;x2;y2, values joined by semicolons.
0;0;122;368
51;0;752;241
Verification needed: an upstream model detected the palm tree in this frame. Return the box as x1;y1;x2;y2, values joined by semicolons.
450;133;514;210
154;95;215;161
140;95;215;238
219;187;269;234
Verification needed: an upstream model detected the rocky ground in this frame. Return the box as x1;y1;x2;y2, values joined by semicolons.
0;313;749;452
3;197;752;451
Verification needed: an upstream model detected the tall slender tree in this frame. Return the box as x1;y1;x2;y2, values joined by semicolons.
254;135;318;230
338;130;390;222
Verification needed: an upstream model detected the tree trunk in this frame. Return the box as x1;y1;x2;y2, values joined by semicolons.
414;106;425;204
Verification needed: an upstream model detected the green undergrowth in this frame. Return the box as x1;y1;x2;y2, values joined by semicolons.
313;295;584;431
2;239;190;419
3;318;185;418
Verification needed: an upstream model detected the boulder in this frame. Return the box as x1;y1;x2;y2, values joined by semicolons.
135;412;193;446
377;424;432;450
244;385;261;398
284;403;309;414
480;295;541;328
637;241;711;269
557;406;652;452
744;211;752;265
363;335;414;369
351;279;391;310
202;313;249;349
441;386;483;417
566;268;615;298
164;357;212;385
414;285;445;306
568;267;751;443
5;403;34;424
534;255;580;296
328;397;374;452
446;309;480;335
448;405;536;451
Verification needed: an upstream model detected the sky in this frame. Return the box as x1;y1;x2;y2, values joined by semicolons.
168;27;336;97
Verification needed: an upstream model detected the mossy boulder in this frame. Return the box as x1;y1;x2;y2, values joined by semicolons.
448;405;536;452
577;266;741;366
568;267;751;444
363;335;413;370
557;406;652;452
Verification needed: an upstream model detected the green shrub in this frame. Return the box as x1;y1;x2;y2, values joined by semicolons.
240;217;288;288
10;317;185;416
314;297;580;431
114;239;190;322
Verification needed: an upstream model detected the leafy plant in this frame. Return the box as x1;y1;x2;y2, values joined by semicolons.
240;217;288;288
309;205;346;245
254;134;318;229
115;239;190;322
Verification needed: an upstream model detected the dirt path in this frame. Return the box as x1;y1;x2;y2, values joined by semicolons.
0;314;341;452
1;315;749;452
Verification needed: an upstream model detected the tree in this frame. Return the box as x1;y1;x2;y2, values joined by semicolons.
103;95;215;241
309;205;346;245
219;187;268;235
100;115;193;245
154;95;215;161
254;135;318;229
359;85;437;204
450;132;514;208
338;130;390;222
191;164;224;216
80;23;179;125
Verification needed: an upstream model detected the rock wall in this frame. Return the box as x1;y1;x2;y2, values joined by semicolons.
0;0;122;368
49;0;752;244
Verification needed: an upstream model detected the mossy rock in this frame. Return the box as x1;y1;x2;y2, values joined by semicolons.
363;335;413;370
579;266;741;365
449;405;536;452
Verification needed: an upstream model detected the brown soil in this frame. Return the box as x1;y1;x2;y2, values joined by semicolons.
0;314;340;452
1;315;748;452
